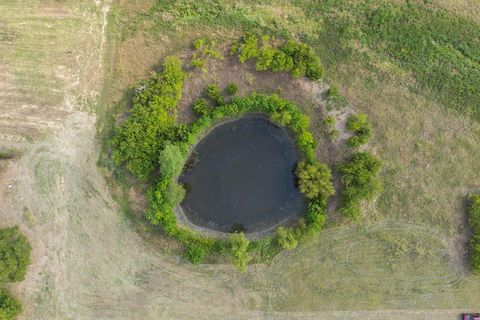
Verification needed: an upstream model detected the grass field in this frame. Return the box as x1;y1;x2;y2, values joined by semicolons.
0;0;479;319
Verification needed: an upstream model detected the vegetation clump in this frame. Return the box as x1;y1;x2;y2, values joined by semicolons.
111;57;186;180
346;113;372;148
0;226;31;319
338;152;382;219
232;34;323;80
296;161;335;200
191;38;223;73
228;233;252;272
467;193;480;274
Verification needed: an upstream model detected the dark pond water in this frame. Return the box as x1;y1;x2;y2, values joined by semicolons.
179;116;305;233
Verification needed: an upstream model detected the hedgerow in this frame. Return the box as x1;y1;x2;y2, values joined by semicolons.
232;34;323;80
467;193;480;274
338;152;382;219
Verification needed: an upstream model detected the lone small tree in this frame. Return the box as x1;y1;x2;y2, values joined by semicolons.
229;233;252;272
295;161;334;200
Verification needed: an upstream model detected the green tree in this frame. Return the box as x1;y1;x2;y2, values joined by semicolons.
111;56;186;180
229;233;252;272
0;289;21;320
158;143;185;179
296;161;335;200
277;226;298;250
338;152;382;218
0;227;31;283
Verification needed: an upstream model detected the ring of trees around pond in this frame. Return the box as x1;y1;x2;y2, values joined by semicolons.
110;34;382;271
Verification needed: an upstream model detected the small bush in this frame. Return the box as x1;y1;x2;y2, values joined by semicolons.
186;243;206;264
226;83;238;95
205;84;225;105
277;226;298;250
305;200;327;234
467;194;480;231
296;161;335;200
192;99;211;116
338;152;382;218
0;289;21;320
0;226;31;283
271;110;292;127
236;33;259;63
229;233;252;272
467;193;480;274
346;113;372;148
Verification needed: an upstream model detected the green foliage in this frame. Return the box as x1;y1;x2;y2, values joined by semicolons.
276;226;298;250
467;194;480;231
0;227;31;284
346;113;372;148
158;143;185;179
296;161;335;201
271;110;292;127
226;83;238;96
192;99;211;116
338;152;382;219
228;233;252;272
305;200;327;235
205;84;225;106
279;39;323;80
111;56;186;180
467;194;480;274
0;289;21;320
191;37;223;73
234;34;323;80
235;33;259;63
186;243;206;264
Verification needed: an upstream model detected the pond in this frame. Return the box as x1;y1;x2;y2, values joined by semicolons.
179;116;305;233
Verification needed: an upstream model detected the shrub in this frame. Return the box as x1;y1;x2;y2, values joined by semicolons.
271;110;292;127
277;226;298;250
192;99;211;116
338;152;382;218
186;243;206;264
0;289;21;320
467;194;480;231
296;161;335;200
346;113;372;148
226;83;238;95
158;143;185;179
111;56;185;180
470;234;480;274
305;201;327;234
205;84;225;106
236;33;259;63
279;39;323;80
0;226;31;283
467;193;480;274
228;233;252;272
